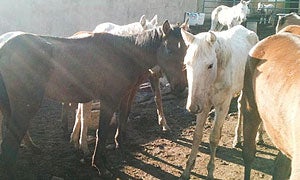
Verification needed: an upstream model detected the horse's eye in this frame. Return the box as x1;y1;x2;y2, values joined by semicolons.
208;64;213;69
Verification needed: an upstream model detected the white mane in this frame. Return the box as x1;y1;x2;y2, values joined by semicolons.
93;15;158;35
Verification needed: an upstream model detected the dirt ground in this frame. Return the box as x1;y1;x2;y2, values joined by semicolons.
0;24;278;180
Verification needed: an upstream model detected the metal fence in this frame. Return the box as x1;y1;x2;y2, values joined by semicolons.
202;0;299;17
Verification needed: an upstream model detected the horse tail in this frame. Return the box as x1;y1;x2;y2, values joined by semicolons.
210;6;223;31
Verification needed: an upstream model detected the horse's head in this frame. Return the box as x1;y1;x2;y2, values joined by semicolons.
157;20;188;96
257;2;264;13
140;14;158;30
237;0;250;22
181;30;218;114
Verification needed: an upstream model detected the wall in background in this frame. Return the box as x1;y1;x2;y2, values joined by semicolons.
0;0;197;36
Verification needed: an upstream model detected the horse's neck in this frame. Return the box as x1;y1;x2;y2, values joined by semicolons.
232;4;245;18
117;33;161;68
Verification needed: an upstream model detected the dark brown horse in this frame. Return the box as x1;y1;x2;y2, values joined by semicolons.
0;20;187;178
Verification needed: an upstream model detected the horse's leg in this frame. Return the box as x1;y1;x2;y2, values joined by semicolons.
61;103;69;138
0;110;3;146
207;97;231;179
290;122;300;179
217;24;224;31
241;90;261;180
264;15;267;24
233;93;243;148
22;131;41;154
273;151;291;180
256;123;264;145
92;100;116;177
148;74;170;131
180;104;211;180
79;102;93;158
116;86;137;149
1;98;43;178
259;16;263;24
70;103;82;150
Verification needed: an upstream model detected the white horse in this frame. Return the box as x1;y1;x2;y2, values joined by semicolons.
93;14;158;34
180;25;258;179
210;0;251;31
257;2;275;24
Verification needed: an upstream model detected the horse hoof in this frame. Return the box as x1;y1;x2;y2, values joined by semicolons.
233;142;243;149
256;140;265;146
93;166;113;179
162;125;171;132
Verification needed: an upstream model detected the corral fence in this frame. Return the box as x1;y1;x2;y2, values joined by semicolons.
190;0;299;33
202;0;299;16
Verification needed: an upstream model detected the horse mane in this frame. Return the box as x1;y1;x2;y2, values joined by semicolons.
134;27;163;48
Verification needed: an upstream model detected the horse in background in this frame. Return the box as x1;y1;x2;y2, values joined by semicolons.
257;2;275;24
210;0;251;31
242;25;300;180
93;14;158;35
276;12;300;33
180;25;258;180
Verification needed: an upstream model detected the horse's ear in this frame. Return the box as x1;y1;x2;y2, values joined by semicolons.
206;31;217;46
140;15;146;27
181;29;194;46
242;0;251;5
180;18;190;31
162;20;172;36
150;15;158;26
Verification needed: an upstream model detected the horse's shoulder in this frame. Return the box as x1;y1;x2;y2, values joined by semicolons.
250;33;300;61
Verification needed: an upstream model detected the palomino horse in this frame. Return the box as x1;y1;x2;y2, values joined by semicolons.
276;12;300;33
241;25;300;180
0;20;187;178
210;0;251;31
180;25;258;179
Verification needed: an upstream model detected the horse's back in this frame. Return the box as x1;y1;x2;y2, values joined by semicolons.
0;31;26;49
278;25;300;35
250;30;300;62
219;25;258;57
93;22;118;33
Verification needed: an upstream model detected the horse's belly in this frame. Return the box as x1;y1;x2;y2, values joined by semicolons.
254;68;296;157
